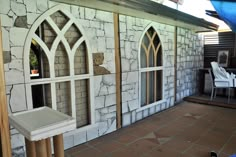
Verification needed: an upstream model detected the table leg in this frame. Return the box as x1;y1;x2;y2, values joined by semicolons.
46;138;52;157
53;134;64;157
35;139;47;157
25;138;36;157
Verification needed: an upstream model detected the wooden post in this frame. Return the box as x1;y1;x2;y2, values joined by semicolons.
46;138;52;157
53;134;64;157
35;139;47;157
0;18;12;157
25;138;36;157
114;13;122;129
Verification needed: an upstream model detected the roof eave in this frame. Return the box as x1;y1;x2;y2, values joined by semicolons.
51;0;219;32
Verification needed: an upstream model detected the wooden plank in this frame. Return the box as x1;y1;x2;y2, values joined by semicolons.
113;13;122;129
0;19;12;157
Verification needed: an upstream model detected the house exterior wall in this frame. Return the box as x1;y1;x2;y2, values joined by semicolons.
119;15;176;126
176;28;204;102
0;0;203;156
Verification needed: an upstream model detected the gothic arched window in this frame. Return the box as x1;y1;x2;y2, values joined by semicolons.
24;6;94;128
140;26;163;107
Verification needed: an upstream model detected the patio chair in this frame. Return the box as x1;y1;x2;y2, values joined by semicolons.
209;62;235;103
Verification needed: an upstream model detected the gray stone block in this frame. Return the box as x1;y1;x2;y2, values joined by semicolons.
122;112;131;127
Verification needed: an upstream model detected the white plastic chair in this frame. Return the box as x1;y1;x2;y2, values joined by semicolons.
210;62;235;103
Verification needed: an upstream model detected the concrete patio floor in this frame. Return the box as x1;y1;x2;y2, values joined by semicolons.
65;101;236;157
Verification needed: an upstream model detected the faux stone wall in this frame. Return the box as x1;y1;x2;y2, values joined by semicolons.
119;15;176;127
176;28;204;102
0;0;42;155
1;1;116;156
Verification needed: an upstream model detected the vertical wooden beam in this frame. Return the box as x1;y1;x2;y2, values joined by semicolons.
113;13;122;129
0;19;12;157
174;26;177;102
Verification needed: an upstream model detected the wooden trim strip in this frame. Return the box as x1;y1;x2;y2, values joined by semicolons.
114;13;122;129
146;46;150;105
174;27;177;102
155;42;161;56
146;31;157;55
0;19;12;157
141;42;148;55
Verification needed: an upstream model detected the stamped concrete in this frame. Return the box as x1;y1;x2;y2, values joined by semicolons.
65;101;236;157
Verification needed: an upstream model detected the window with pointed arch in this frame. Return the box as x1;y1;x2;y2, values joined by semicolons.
140;27;163;107
25;7;93;128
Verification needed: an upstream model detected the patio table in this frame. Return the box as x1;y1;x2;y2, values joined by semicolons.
199;68;236;95
9;106;76;157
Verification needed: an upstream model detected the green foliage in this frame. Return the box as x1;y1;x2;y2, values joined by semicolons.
30;49;38;69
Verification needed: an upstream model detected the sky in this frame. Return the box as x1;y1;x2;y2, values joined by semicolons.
160;0;230;31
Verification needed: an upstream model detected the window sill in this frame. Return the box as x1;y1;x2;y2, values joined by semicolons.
136;99;166;112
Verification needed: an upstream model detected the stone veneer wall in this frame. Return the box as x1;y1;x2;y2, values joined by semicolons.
119;16;203;127
176;28;203;102
0;0;203;156
119;15;176;126
0;1;116;156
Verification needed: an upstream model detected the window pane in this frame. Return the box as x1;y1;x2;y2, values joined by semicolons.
141;72;147;107
50;11;69;30
141;33;149;68
149;48;154;67
156;47;162;66
54;42;70;77
31;84;51;108
75;79;89;128
74;41;88;75
141;70;162;106
156;70;162;101
41;20;57;50
149;71;154;104
56;81;71;116
30;41;50;79
148;27;155;37
65;23;82;49
140;47;147;68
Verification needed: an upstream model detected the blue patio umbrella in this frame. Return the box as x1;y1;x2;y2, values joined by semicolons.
211;0;236;31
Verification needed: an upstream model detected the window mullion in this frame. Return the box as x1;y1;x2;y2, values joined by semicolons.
51;82;57;110
71;80;76;118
